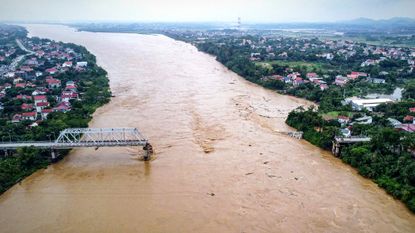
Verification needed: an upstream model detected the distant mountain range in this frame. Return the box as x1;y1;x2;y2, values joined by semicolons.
340;17;415;26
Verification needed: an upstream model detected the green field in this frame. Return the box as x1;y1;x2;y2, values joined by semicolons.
255;60;327;72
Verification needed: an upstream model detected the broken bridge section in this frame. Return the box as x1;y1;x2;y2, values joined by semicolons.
0;128;153;160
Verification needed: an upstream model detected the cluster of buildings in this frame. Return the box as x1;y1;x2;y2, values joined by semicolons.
0;29;89;126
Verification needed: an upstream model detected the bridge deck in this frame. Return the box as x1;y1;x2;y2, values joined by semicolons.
334;137;371;144
0;140;148;150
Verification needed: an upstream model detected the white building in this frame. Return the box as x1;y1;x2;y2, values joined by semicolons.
76;61;88;67
346;97;394;111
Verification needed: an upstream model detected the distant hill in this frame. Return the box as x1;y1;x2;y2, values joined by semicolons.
341;17;415;26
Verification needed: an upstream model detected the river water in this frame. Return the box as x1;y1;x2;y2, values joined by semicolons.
0;24;414;233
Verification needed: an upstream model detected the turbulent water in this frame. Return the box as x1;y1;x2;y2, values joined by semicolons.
0;24;414;233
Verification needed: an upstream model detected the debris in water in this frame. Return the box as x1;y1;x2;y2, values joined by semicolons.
207;192;215;196
263;161;269;164
266;173;276;178
245;172;254;175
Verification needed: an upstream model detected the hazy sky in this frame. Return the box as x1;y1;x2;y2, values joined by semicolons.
1;0;415;23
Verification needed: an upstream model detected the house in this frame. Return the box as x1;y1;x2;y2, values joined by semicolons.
338;116;350;125
353;116;373;125
29;122;39;128
35;71;43;77
340;128;351;137
62;61;73;68
11;114;22;123
269;75;284;81
395;124;415;133
35;102;49;112
34;95;47;104
53;102;71;112
361;59;377;67
15;83;26;88
13;77;24;84
404;115;415;123
306;73;318;79
388;118;402;127
32;89;48;96
76;61;88;67
409;108;415;113
334;76;349;86
293;77;304;86
41;108;53;120
347;72;367;80
65;84;77;92
346;98;394;111
45;67;58;75
21;103;33;111
61;91;78;102
46;77;61;88
16;94;32;101
319;84;329;91
22;112;37;121
371;78;386;84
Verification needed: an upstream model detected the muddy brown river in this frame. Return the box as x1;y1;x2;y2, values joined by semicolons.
0;24;414;233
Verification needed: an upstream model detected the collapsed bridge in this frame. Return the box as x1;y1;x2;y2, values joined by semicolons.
0;128;153;160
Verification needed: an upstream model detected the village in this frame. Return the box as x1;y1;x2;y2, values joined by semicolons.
169;30;415;136
0;25;90;127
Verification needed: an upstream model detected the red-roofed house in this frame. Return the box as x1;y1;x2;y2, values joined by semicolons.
53;102;71;113
334;76;349;86
21;103;33;111
338;116;350;124
62;61;73;68
65;84;77;92
320;84;329;91
396;124;415;133
41;109;53;120
36;102;50;112
61;91;78;102
34;95;47;104
15;83;26;88
22;112;37;121
46;68;58;75
46;78;61;89
306;73;318;79
347;72;368;80
409;108;415;113
16;94;32;100
293;77;304;87
404;115;415;123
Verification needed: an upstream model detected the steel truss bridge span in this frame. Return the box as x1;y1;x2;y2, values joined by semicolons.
0;128;153;160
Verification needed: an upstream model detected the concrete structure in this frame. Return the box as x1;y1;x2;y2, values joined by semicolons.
332;136;371;156
346;97;394;111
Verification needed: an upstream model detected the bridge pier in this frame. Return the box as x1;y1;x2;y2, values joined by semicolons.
51;150;57;160
332;142;341;157
143;143;153;161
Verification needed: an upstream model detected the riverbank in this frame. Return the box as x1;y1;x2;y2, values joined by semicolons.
163;32;415;214
0;25;111;195
0;24;414;233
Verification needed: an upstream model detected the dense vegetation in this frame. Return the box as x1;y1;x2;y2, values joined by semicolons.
0;33;111;194
286;106;415;212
